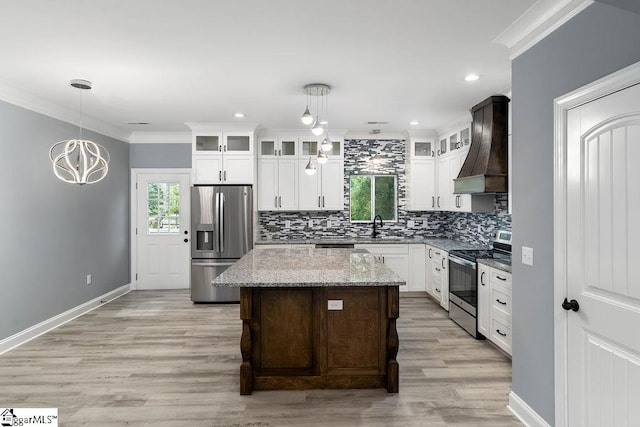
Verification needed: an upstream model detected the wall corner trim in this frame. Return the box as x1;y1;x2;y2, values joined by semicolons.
508;391;552;427
494;0;594;59
0;284;131;355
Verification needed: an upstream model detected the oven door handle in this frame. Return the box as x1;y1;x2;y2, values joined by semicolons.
448;254;476;268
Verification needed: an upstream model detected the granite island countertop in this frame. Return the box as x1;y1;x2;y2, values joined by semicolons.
255;237;488;252
212;247;405;288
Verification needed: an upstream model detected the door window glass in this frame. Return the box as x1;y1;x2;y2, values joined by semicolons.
148;182;180;233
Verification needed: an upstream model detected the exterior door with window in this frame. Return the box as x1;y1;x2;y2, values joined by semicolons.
136;172;190;289
564;82;640;425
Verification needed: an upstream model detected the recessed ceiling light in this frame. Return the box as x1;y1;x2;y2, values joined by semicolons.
234;113;245;118
465;74;481;82
319;120;328;125
409;121;419;126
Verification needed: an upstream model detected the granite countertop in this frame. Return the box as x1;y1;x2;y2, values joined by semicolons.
477;258;512;273
212;247;405;288
255;237;487;252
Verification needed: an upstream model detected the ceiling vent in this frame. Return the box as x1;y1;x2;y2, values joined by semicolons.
367;121;389;125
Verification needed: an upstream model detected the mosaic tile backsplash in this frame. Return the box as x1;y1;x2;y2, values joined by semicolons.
258;139;511;246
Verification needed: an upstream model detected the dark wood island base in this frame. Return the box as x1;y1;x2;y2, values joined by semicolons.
239;286;399;395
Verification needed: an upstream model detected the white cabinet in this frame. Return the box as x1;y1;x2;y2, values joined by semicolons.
356;244;409;292
408;245;426;292
477;264;491;337
477;264;512;355
425;244;449;310
258;137;299;211
191;130;254;184
298;158;344;211
406;138;437;211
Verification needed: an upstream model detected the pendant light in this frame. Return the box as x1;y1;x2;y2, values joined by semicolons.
49;79;110;185
301;89;314;125
320;92;333;151
317;150;328;164
305;157;317;175
302;83;330;136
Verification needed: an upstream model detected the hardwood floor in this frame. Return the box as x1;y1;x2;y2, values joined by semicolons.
0;291;521;426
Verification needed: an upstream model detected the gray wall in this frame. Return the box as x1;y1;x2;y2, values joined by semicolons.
511;3;640;423
0;100;130;341
130;143;191;168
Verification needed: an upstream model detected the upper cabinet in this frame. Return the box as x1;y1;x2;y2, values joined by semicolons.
257;132;344;212
188;124;257;185
406;137;437;211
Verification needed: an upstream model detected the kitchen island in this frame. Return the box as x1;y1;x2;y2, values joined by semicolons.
212;246;404;395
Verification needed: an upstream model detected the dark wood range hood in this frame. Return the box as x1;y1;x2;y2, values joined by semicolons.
454;95;510;194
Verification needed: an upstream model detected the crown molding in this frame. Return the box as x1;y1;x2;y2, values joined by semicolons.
0;79;130;142
128;131;191;144
494;0;594;59
185;122;260;132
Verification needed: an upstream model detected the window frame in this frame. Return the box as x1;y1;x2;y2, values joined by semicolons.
349;174;398;223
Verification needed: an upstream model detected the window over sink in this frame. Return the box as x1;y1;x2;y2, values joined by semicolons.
349;175;397;222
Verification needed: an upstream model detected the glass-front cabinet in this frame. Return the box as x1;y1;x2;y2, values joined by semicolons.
190;127;255;185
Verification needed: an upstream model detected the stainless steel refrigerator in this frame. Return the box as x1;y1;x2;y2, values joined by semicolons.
190;185;253;302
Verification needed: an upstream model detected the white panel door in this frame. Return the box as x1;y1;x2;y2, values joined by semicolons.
437;156;450;210
298;159;321;210
566;83;640;426
320;159;344;210
257;158;278;210
136;172;191;289
278;158;298;210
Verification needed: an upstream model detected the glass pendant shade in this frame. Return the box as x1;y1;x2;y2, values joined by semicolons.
317;150;328;164
50;139;110;185
321;137;333;152
311;120;324;136
301;106;314;125
305;157;317;175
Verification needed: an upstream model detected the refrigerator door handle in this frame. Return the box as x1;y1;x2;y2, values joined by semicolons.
214;192;220;253
219;192;225;253
191;262;236;267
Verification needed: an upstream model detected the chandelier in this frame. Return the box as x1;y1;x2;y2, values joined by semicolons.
301;83;332;176
49;80;110;185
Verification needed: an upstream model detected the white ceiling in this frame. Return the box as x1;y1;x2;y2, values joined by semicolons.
0;0;538;140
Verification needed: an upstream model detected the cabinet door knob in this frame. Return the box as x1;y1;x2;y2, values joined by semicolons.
184;238;189;243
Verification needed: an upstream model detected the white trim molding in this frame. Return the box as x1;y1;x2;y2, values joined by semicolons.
494;0;594;59
553;60;640;427
508;391;552;427
0;78;131;142
128;131;191;144
0;284;130;355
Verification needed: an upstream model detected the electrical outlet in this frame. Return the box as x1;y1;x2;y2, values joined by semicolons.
284;220;290;229
308;219;313;228
407;220;415;228
86;274;92;285
326;220;332;228
522;246;534;266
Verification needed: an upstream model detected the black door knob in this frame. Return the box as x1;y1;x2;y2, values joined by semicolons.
184;238;189;243
184;230;188;235
562;298;580;312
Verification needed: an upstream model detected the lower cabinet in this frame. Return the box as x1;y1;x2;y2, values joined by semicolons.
355;244;411;292
425;244;449;310
478;264;512;355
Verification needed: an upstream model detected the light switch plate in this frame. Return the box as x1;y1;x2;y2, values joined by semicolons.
308;219;313;228
284;220;290;229
407;220;415;228
328;300;343;310
326;220;332;228
522;246;534;266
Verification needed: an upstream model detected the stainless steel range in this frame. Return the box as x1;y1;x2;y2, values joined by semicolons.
448;230;512;338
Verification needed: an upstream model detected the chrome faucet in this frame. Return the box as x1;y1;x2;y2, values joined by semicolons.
372;214;383;238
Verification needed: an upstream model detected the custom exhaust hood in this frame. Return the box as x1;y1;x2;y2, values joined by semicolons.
454;95;510;194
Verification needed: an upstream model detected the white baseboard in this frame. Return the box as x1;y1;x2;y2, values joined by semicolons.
508;391;552;427
0;284;131;355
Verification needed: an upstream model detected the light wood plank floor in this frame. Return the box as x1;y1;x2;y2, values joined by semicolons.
0;291;521;426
